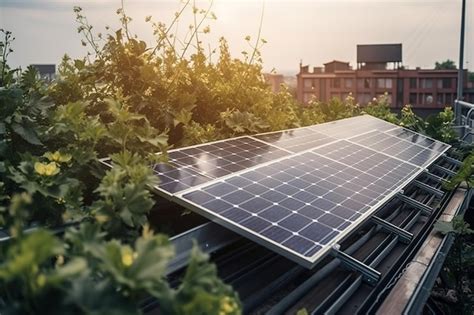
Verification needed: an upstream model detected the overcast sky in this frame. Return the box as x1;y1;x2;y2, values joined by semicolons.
1;0;473;75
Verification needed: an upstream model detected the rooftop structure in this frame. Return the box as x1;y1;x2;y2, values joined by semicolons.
296;44;474;109
97;114;472;313
30;64;56;81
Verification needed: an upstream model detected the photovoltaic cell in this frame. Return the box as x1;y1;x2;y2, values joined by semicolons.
309;114;397;139
254;128;335;153
349;129;447;168
180;141;422;264
104;115;450;267
151;136;289;194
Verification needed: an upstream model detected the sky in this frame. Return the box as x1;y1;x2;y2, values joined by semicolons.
0;0;473;75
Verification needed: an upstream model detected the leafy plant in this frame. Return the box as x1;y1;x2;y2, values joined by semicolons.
444;153;474;190
433;216;474;313
425;107;457;144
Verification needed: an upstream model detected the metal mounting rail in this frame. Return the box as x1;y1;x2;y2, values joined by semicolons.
396;193;432;216
422;170;449;185
431;164;457;177
330;246;381;285
442;155;463;167
371;216;413;244
412;180;445;198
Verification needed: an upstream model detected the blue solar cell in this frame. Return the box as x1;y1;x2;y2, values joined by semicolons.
221;190;254;205
300;222;333;242
299;205;325;220
260;190;288;203
239;197;273;213
259;205;292;221
203;182;236;196
332;205;357;219
279;214;312;231
203;199;233;213
279;198;306;211
282;235;315;254
318;214;346;229
173;116;449;267
221;208;251;222
184;190;214;204
241;216;272;233
262;226;293;243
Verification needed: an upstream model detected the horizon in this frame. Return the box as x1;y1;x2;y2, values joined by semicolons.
0;0;473;74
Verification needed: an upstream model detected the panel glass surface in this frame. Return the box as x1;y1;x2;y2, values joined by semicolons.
152;136;289;194
180;140;420;264
349;130;445;168
308;114;397;139
114;115;450;267
385;128;450;153
254;128;335;153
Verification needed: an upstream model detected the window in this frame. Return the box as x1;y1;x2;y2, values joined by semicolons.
422;93;433;104
376;78;393;89
409;78;417;89
332;78;341;88
304;79;313;89
420;79;433;89
437;78;452;89
437;93;444;105
409;93;417;105
446;93;453;105
344;78;353;89
357;78;371;89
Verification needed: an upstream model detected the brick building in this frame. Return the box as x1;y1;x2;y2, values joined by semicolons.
296;44;474;109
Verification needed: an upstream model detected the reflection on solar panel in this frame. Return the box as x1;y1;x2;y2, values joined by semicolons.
154;136;289;194
137;115;449;267
254;128;335;153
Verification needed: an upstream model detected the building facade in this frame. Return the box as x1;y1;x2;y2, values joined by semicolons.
297;45;474;108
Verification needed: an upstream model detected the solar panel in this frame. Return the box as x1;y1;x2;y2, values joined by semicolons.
349;129;449;168
254;128;335;153
101;115;449;267
151;136;289;194
178;141;422;265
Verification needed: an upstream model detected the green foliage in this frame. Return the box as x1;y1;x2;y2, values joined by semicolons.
433;216;474;313
435;216;474;235
0;4;242;312
308;95;358;122
0;226;239;315
425;107;457;144
399;105;425;132
362;93;398;124
435;59;457;70
444;153;474;190
91;151;157;238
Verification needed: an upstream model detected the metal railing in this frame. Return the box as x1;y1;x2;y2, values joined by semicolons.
454;99;474;143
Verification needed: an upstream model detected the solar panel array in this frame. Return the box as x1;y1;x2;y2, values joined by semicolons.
116;115;450;267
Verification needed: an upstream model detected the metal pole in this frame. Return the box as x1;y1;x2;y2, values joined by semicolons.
456;0;467;124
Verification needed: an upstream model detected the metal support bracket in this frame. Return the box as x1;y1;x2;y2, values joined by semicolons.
412;180;445;198
431;164;457;177
422;170;448;185
396;192;433;216
331;245;381;285
371;216;413;244
443;155;462;167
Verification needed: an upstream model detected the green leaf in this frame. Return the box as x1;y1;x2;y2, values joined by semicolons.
434;220;454;235
11;122;42;145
